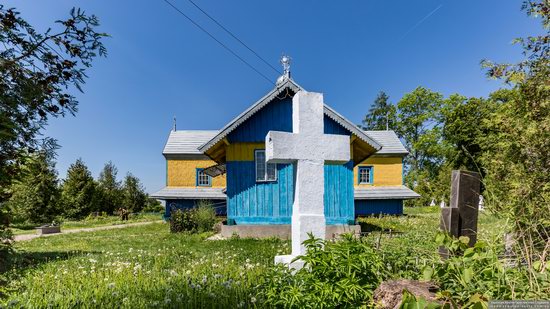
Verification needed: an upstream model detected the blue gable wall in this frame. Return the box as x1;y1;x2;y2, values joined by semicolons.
228;98;293;143
225;95;356;225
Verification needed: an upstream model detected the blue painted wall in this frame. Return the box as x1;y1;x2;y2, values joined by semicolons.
355;199;404;216
227;97;293;143
226;162;294;224
324;115;351;136
164;199;227;219
325;161;355;224
225;95;357;225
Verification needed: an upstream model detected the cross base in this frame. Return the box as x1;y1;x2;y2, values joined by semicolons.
274;255;305;270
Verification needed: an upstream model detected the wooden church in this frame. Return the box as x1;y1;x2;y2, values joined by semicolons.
152;66;419;236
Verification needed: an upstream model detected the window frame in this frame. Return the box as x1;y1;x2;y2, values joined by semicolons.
255;149;277;182
358;166;373;185
196;168;212;187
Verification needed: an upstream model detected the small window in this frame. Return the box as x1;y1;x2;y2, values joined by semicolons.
196;168;212;187
255;150;277;182
358;166;373;184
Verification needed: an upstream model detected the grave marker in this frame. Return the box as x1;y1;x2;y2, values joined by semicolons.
266;90;350;269
440;170;481;257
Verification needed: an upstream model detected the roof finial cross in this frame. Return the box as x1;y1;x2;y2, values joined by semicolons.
280;54;291;77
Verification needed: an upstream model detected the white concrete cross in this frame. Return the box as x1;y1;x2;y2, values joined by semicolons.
265;91;350;269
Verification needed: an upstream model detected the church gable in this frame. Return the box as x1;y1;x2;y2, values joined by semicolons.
227;97;293;143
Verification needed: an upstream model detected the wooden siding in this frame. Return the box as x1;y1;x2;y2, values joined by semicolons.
226;142;265;161
226;161;294;224
227;97;293;143
324;114;351;135
324;161;355;224
354;157;403;187
226;142;355;225
167;159;226;187
355;199;403;216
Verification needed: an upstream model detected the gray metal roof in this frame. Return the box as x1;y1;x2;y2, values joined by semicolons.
354;186;420;200
363;131;408;155
151;186;419;200
163;130;219;155
150;187;226;199
198;78;382;153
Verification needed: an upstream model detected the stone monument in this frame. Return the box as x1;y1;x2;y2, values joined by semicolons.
265;90;350;269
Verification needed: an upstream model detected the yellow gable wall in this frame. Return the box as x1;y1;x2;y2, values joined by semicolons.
226;142;264;161
354;156;403;187
167;159;226;188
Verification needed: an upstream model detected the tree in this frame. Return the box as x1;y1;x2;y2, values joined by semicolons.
96;161;122;214
121;173;147;213
0;5;106;251
60;158;97;219
6;152;60;224
361;91;397;130
395;87;447;206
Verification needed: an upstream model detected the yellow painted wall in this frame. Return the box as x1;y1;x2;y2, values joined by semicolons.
167;159;226;187
226;142;264;161
354;156;403;187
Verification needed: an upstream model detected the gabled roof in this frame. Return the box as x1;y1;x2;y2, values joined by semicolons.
363;130;408;155
198;78;382;153
150;187;226;199
163;130;218;155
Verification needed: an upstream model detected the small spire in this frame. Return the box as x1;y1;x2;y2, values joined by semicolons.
276;54;292;85
173;116;177;131
280;54;291;77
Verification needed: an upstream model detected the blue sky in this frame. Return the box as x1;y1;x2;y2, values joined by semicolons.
4;0;540;193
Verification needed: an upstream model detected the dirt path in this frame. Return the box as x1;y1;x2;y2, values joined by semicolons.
13;221;163;242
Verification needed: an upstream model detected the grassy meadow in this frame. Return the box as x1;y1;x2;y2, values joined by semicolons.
1;207;509;308
8;213;162;236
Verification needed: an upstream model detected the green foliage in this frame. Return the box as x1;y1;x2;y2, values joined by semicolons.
261;234;387;308
121;173;147;213
478;0;550;275
0;5;107;250
170;202;216;234
395;87;448;206
60;158;97;219
399;290;441;309
142;197;163;213
194;200;217;232
2;222;282;308
95;161;122;215
362;91;397;130
6;152;60;224
426;233;549;305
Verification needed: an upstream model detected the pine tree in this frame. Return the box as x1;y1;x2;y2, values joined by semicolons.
60;158;97;219
96;161;122;215
121;173;147;213
361;91;397;131
7;152;60;224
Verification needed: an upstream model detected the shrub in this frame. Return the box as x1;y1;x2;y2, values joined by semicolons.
170;202;216;234
423;233;549;306
194;201;216;233
170;208;195;233
260;234;387;308
142;198;163;213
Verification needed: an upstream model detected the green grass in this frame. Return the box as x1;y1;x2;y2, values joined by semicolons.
8;213;162;236
1;207;508;308
3;222;289;308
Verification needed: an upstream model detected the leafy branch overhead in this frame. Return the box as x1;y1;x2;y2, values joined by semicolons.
0;5;107;178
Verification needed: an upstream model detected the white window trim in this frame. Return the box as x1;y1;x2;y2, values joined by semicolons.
358;166;373;184
196;168;212;187
255;149;277;182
